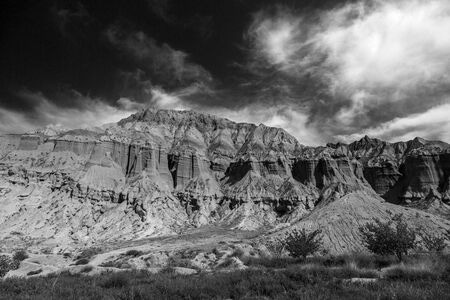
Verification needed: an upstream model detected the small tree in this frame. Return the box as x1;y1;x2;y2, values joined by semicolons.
359;214;416;261
283;228;323;260
420;233;446;253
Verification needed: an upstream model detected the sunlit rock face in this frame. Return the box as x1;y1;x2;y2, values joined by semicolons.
325;136;450;216
0;109;449;251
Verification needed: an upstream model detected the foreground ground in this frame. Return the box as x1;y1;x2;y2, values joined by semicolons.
1;253;449;299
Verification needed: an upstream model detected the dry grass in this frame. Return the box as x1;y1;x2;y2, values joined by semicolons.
0;253;448;299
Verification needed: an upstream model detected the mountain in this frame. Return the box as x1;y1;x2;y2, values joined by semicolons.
0;108;449;254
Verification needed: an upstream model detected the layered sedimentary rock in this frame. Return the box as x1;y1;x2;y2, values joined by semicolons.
325;136;450;215
0;108;449;252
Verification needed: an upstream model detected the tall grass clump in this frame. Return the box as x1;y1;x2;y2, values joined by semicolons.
98;272;130;288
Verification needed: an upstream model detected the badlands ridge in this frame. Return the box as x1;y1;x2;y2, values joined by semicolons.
0;108;449;255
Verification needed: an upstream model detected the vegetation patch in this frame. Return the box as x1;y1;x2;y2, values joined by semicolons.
0;255;20;278
384;266;440;281
0;263;448;299
243;256;298;268
283;228;324;260
100;260;131;269
80;265;93;273
12;250;28;262
26;269;42;276
359;213;416;261
124;249;143;257
312;253;397;269
76;247;102;260
74;258;90;266
98;272;130;289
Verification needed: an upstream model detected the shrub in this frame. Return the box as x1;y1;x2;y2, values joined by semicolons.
74;258;90;265
166;256;193;268
76;247;101;260
211;247;221;256
282;228;323;260
26;269;42;276
124;249;143;257
40;248;52;255
0;255;20;278
420;234;446;253
80;265;93;273
13;250;28;262
359;214;416;261
230;248;245;259
217;257;236;269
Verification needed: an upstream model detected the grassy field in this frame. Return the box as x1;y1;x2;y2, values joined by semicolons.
1;253;449;299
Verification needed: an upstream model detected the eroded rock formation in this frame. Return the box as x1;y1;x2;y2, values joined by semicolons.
0;109;449;252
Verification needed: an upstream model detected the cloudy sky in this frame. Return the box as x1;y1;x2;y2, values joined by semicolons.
1;0;450;145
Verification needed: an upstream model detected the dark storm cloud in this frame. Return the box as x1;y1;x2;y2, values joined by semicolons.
146;0;214;39
50;2;91;38
105;24;213;90
146;0;172;23
1;0;450;144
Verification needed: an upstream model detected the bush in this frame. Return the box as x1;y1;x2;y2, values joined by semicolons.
420;234;446;253
74;258;90;265
359;214;416;261
76;247;101;260
217;257;236;269
13;250;28;262
27;269;42;276
0;255;20;278
230;248;245;259
124;249;143;257
80;265;93;273
166;255;194;269
282;228;323;260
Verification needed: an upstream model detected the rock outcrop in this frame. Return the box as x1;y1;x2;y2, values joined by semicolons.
0;109;449;253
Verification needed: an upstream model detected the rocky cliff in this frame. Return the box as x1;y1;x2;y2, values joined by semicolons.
0;109;449;252
326;136;450;216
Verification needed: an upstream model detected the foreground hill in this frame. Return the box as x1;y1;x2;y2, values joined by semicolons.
0;108;449;254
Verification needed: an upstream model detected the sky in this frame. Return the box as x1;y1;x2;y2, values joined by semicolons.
1;0;450;145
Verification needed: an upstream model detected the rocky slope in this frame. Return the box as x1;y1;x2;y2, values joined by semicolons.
0;108;449;253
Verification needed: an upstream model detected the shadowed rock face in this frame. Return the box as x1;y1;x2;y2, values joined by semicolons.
0;109;449;252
